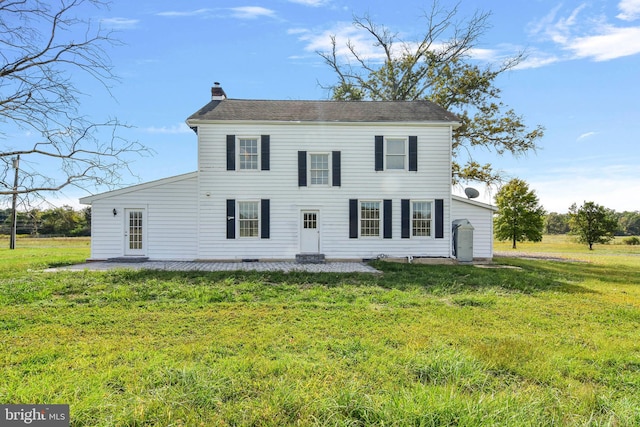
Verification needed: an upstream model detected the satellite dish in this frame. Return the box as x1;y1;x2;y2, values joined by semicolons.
464;187;480;199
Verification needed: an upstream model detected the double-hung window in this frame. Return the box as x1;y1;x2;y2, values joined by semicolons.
360;201;381;237
239;138;258;170
375;136;417;171
386;138;406;170
412;201;432;237
238;201;259;237
227;135;269;171
310;153;329;185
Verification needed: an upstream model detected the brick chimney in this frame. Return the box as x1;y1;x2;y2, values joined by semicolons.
211;82;227;100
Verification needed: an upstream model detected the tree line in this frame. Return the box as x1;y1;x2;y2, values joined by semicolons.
0;206;90;237
545;211;640;236
494;179;639;250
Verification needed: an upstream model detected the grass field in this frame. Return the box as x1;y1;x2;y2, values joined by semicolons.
0;236;638;426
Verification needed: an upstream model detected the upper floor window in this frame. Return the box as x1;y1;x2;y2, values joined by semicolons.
360;201;381;237
227;135;270;171
375;135;417;172
386;138;406;170
310;153;329;185
298;151;341;187
239;138;259;170
412;201;432;237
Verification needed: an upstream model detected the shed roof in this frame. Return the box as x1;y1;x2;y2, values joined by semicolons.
187;99;459;124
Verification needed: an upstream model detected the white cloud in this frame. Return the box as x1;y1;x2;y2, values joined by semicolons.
157;7;276;20
142;123;192;134
156;8;213;17
530;4;640;62
617;0;640;21
287;28;309;35
577;131;597;141
515;53;561;69
467;48;502;61
288;0;331;6
568;25;640;60
101;17;139;29
294;22;384;60
230;6;276;20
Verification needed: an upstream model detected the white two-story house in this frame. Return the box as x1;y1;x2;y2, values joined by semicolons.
80;84;495;262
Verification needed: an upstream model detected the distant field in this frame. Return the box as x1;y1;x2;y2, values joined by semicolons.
0;236;638;426
0;236;89;275
495;233;640;266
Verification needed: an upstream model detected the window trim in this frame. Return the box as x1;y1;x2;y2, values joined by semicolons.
308;152;331;186
237;200;261;238
237;136;260;171
385;137;407;171
359;200;382;238
411;200;434;238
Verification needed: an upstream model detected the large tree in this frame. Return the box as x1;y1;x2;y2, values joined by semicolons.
318;1;544;184
494;178;545;249
568;202;618;250
0;0;147;201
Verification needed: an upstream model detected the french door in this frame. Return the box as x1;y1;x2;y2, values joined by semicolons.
124;208;145;256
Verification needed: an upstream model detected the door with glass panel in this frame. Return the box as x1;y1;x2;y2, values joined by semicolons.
124;208;145;256
300;210;320;253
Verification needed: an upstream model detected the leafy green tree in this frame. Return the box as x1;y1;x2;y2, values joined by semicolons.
494;179;545;249
617;211;640;236
74;207;91;236
568;202;618;250
545;212;570;234
40;206;85;236
319;2;544;184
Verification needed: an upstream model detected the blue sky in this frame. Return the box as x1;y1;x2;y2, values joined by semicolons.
8;0;640;213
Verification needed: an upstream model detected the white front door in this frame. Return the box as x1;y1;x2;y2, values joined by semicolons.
300;210;320;253
124;208;145;256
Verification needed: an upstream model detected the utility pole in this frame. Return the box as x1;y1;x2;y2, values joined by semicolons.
10;155;20;250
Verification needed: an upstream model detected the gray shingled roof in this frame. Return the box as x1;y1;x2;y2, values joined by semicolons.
187;99;459;123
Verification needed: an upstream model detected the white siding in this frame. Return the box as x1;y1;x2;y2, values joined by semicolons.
197;122;453;260
84;174;198;260
451;197;495;259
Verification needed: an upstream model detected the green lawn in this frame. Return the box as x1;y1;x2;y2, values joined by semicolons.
0;236;639;426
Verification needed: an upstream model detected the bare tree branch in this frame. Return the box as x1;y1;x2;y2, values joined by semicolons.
0;0;149;201
317;1;543;184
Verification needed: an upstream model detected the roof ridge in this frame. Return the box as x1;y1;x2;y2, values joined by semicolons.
223;98;436;103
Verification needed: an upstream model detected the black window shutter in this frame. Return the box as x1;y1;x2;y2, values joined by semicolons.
349;199;358;238
332;151;341;187
261;135;270;171
375;136;384;171
226;135;235;171
435;199;444;238
383;199;392;239
401;199;410;238
298;151;307;187
226;199;235;239
261;199;270;239
409;136;418;171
